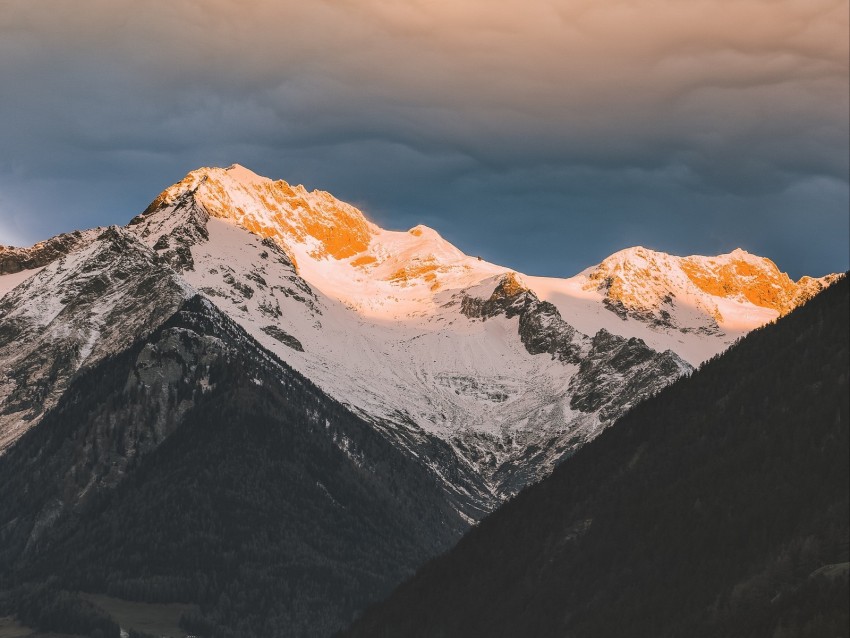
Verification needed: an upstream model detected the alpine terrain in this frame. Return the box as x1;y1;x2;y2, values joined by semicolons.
0;164;838;637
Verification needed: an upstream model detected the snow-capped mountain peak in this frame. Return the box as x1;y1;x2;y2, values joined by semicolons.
146;164;379;266
577;243;836;321
144;165;507;317
512;244;832;365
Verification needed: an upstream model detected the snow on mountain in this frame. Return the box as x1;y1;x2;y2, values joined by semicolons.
0;228;102;299
142;165;833;362
529;246;837;365
0;228;102;276
0;227;193;451
124;164;772;501
0;163;835;507
143;164;507;316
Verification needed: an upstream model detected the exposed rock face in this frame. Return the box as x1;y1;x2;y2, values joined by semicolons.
463;273;582;363
464;274;687;413
0;229;100;275
128;186;211;271
790;274;842;311
568;330;685;421
1;294;321;546
18;304;236;551
457;273;690;495
260;325;304;351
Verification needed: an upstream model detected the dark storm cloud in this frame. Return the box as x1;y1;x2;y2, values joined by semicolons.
0;0;847;277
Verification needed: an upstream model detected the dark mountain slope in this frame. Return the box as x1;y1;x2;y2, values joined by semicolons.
0;296;467;638
342;275;850;638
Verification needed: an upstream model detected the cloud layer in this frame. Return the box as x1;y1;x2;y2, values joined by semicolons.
0;0;847;277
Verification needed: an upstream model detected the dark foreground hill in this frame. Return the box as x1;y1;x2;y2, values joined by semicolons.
342;275;850;638
0;296;466;638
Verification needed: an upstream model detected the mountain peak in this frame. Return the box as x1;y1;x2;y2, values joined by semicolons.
223;162;262;181
407;224;440;238
146;165;378;263
138;166;509;309
580;244;835;318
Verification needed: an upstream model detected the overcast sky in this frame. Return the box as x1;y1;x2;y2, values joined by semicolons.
0;0;847;278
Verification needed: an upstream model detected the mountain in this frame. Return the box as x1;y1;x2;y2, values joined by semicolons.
0;294;467;637
138;164;835;364
0;227;101;278
116;164;832;501
341;275;849;638
0;164;838;635
0;165;835;506
528;244;838;364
